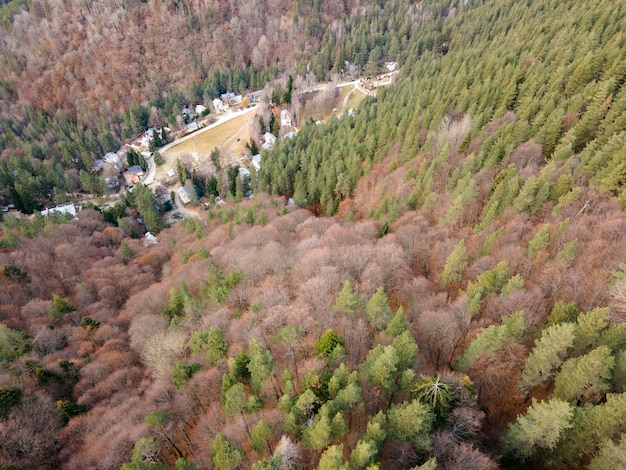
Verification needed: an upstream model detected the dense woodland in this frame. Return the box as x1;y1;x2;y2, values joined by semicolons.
3;0;626;468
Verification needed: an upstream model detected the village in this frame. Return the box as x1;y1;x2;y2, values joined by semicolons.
25;68;399;225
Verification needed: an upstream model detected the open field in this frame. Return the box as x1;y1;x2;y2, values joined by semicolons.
163;113;251;160
345;87;368;111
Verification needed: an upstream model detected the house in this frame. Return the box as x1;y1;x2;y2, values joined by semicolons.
195;104;207;115
251;154;261;171
280;109;293;127
385;61;398;72
156;185;172;204
283;131;296;140
166;168;176;178
185;122;199;133
247;90;264;102
221;92;235;103
104;152;119;164
126;165;144;185
144;232;158;245
213;98;226;113
262;132;277;150
93;159;105;172
105;175;120;189
41;204;77;218
238;166;251;180
177;186;191;204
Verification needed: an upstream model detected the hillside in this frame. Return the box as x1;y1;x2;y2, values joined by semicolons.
2;0;626;469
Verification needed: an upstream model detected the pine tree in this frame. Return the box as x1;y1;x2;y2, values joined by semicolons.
364;287;394;330
441;239;468;286
502;398;574;460
519;322;576;390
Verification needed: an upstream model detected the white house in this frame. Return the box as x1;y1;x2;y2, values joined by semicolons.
104;152;119;164
213;98;226;113
178;187;191;204
280;109;293;127
262;132;277;150
251;154;261;171
41;204;77;218
195;104;207;115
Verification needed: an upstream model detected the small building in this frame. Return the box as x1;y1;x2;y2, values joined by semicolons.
213;98;226;113
221;92;235;103
385;61;398;72
247;90;264;102
166;168;176;178
263;132;276;146
126;165;144;185
178;187;191;205
41;204;76;218
238;166;251;180
104;152;119;164
195;104;207;115
105;175;120;189
156;185;172;204
283;131;296;140
185;122;199;133
93;159;105;172
280;109;293;127
251;154;261;171
144;232;158;245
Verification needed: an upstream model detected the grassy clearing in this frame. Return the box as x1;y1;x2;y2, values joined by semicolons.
163;114;250;160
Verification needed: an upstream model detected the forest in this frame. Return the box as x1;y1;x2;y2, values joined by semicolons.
3;0;626;469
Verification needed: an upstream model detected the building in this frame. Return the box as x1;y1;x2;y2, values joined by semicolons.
252;154;261;171
126;165;144;185
280;109;293;127
262;132;277;150
195;104;207;115
41;204;77;218
178;187;191;204
185;122;199;133
213;98;226;113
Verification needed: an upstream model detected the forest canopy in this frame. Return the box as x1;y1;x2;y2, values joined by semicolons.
2;0;626;468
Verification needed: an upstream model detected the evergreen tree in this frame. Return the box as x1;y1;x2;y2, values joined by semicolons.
502;398;574;461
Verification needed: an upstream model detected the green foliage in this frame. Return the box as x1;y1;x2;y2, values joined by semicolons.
247;338;275;395
526;224;550;258
251;419;272;453
456;311;526;371
553;346;615;404
315;329;344;358
122;437;168;469
200;266;245;306
318;444;347;470
1;264;30;284
412;375;454;419
462;260;509;316
0;386;22;417
211;433;244;470
386;399;434;452
207;327;229;366
57;400;89;425
385;306;408;336
172;360;201;388
0;324;30;365
223;382;248;419
519;322;576;390
47;293;75;322
547;301;579;326
332;279;362;314
175;458;196;470
502;398;574;461
364;287;394;330
441;239;468;286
